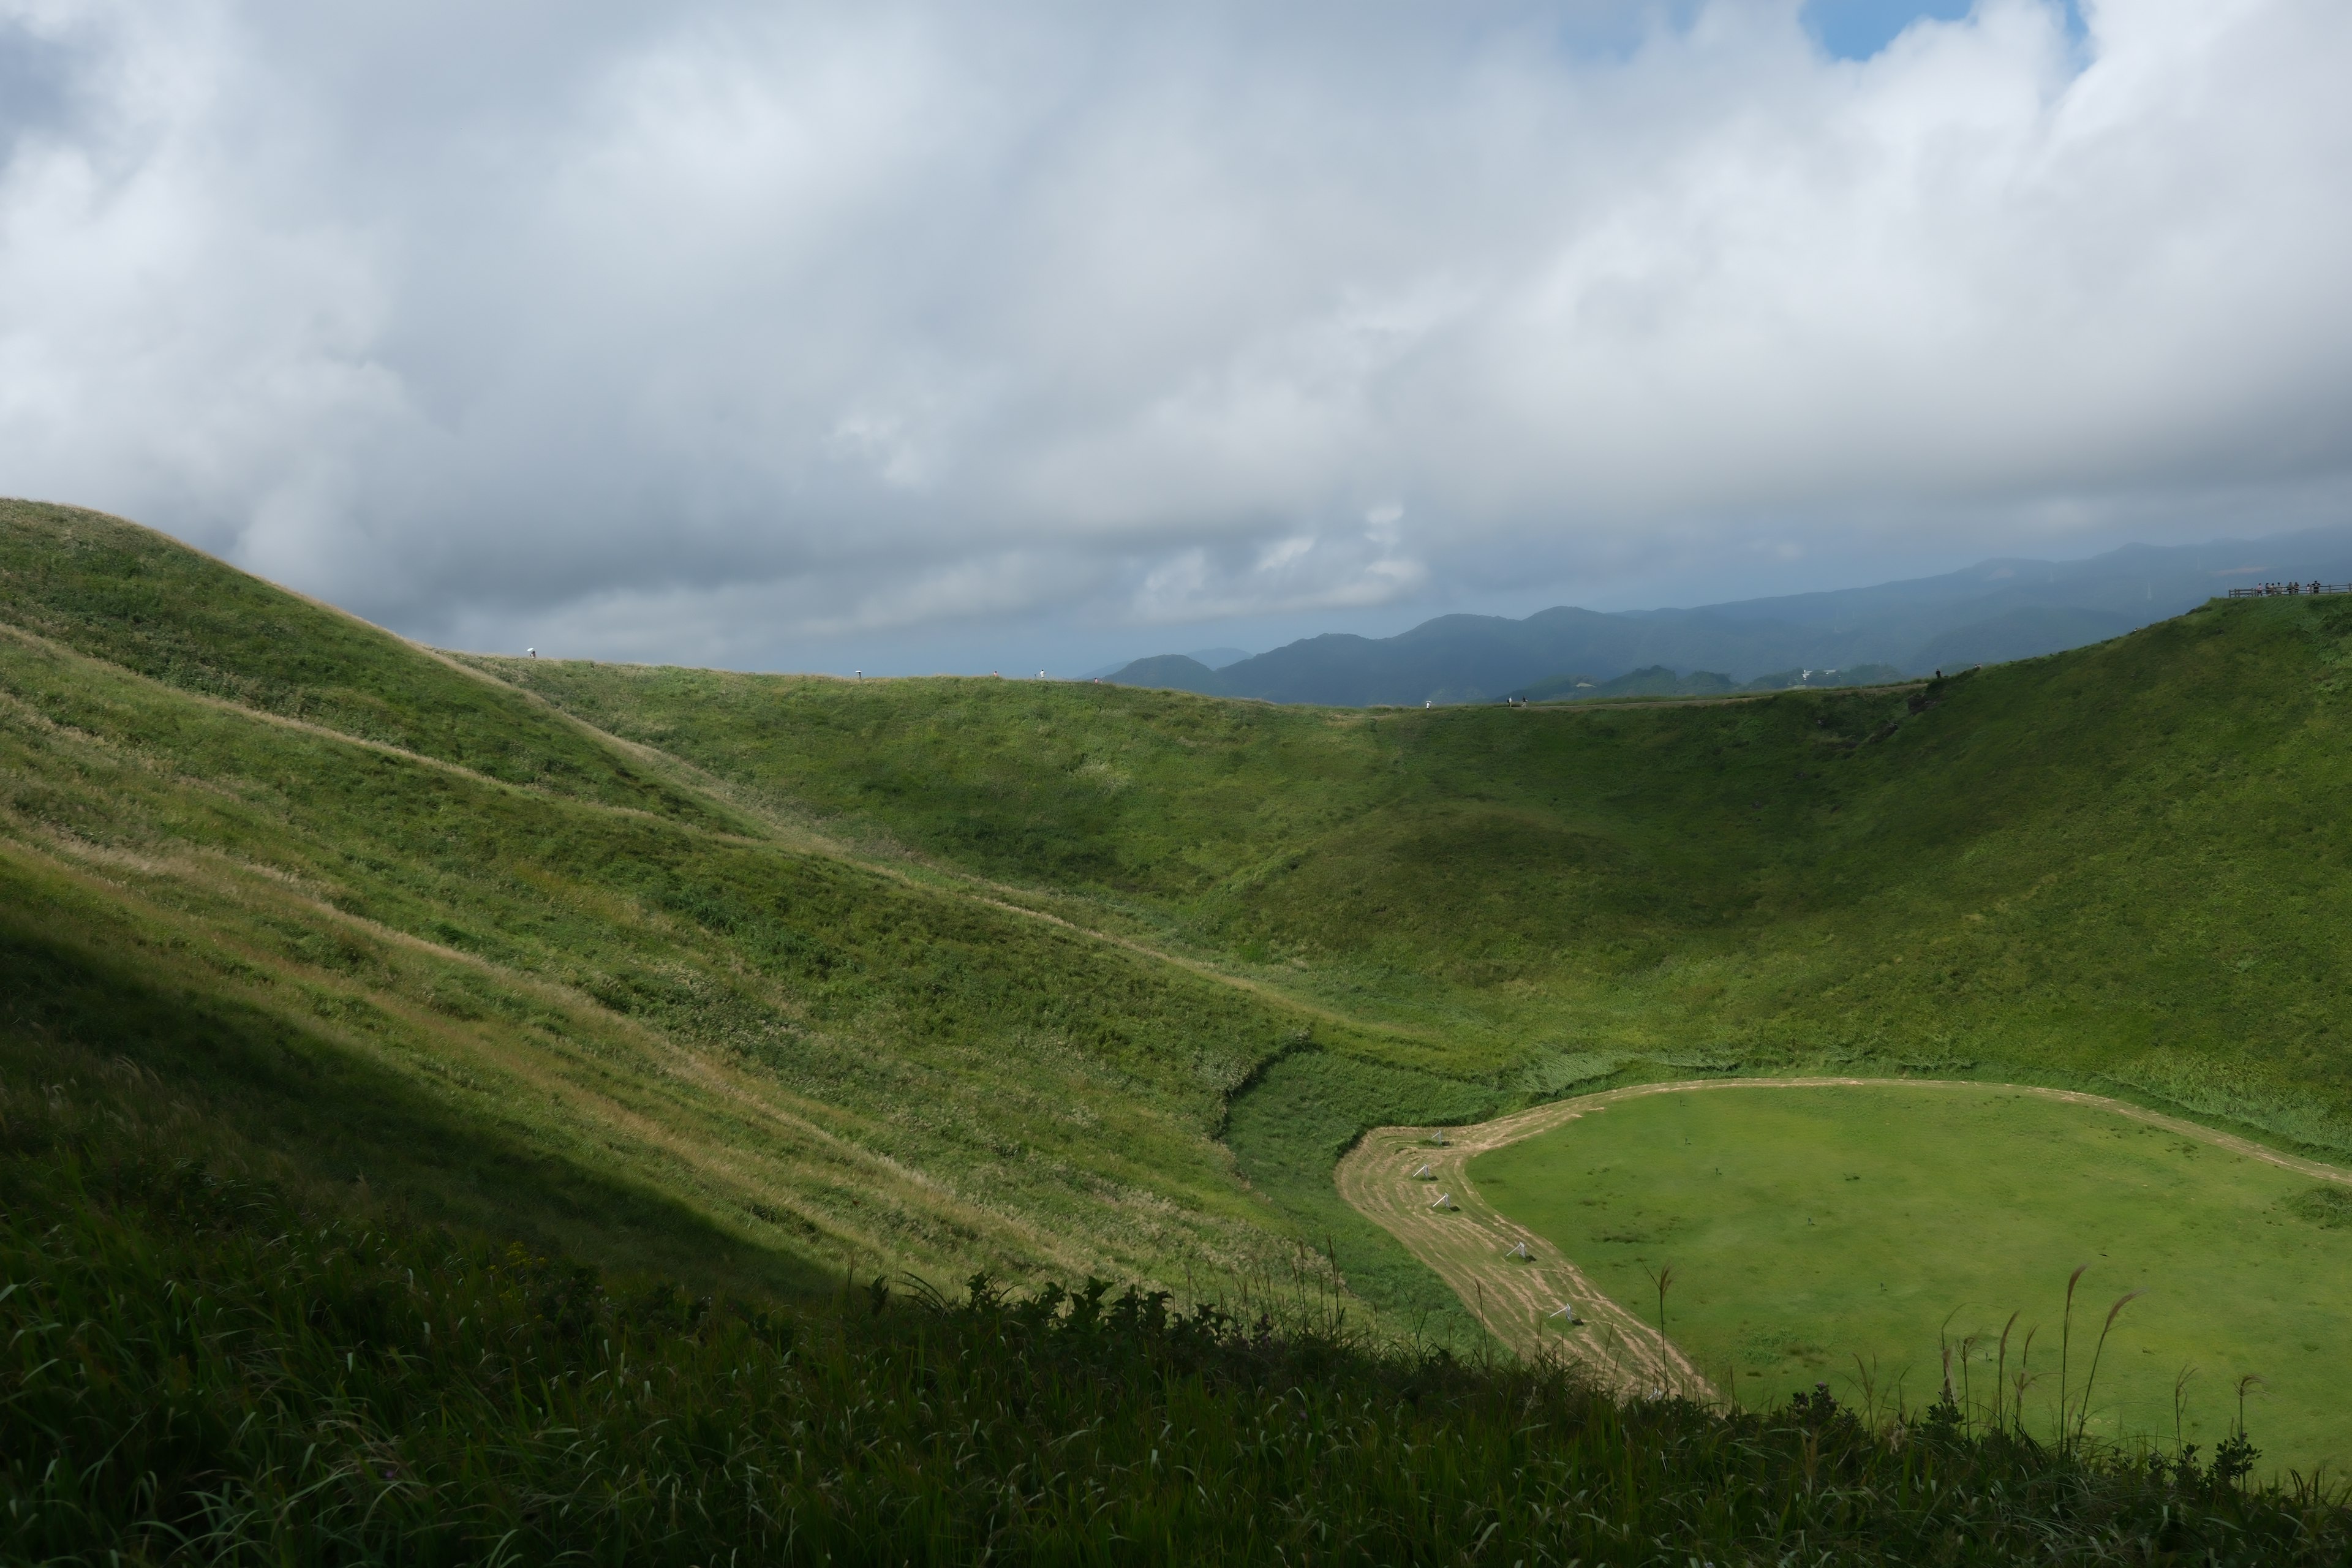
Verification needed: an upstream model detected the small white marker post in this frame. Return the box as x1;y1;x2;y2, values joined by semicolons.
1430;1193;1453;1210
1506;1241;1531;1260
1548;1302;1577;1325
1412;1163;1434;1180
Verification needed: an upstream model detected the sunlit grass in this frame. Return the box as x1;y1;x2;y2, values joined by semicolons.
0;521;1360;1301
1471;1084;2352;1471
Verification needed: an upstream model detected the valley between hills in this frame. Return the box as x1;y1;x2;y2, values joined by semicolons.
11;497;2352;1557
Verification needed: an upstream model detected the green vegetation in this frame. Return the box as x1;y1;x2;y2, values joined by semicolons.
8;1054;2343;1564
494;587;2352;1164
0;503;720;820
1472;1084;2352;1471
12;497;2352;1550
486;595;2352;1133
1218;1052;1506;1344
0;500;1365;1307
481;562;2352;1459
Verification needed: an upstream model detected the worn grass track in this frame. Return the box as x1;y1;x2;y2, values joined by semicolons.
1336;1107;1714;1397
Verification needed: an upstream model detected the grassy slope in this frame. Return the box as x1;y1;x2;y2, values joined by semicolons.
0;502;722;822
10;502;2352;1549
13;498;2352;1357
1473;1084;2352;1470
15;1052;2328;1564
0;502;1377;1310
488;597;2352;1357
493;597;2352;1133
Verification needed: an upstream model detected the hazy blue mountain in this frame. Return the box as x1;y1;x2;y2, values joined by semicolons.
1103;525;2352;706
1101;654;1224;693
1080;646;1251;682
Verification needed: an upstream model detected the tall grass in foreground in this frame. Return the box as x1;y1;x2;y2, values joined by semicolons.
7;1070;2348;1566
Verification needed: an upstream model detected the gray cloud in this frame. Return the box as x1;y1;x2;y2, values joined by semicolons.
2;0;2349;671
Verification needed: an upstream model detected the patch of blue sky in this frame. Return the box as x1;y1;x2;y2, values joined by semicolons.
1803;0;2086;61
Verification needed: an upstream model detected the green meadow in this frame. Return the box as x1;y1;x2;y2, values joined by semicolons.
1472;1084;2352;1469
11;497;2352;1553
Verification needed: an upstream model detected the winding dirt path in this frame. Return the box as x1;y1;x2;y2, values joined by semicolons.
1335;1076;2352;1398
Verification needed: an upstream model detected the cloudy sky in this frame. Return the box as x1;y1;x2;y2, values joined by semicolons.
3;0;2348;674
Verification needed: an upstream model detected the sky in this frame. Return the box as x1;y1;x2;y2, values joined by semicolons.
2;0;2347;676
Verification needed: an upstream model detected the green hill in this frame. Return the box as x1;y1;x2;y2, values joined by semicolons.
493;596;2352;1144
0;501;1381;1310
17;498;2352;1317
486;587;2352;1334
12;499;2352;1553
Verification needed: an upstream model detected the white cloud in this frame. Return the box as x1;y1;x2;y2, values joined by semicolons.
0;0;2348;669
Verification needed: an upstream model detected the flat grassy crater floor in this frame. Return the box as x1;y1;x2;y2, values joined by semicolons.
1469;1085;2352;1472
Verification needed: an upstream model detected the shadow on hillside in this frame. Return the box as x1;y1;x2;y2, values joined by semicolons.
0;913;831;1300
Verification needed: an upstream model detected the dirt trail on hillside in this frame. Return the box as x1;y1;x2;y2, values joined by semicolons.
1336;1076;2352;1398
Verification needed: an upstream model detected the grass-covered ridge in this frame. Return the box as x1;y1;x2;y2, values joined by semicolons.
478;576;2352;1413
495;590;2352;1152
0;502;722;823
0;500;1381;1311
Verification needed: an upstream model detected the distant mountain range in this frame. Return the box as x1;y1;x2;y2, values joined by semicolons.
1102;526;2352;706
